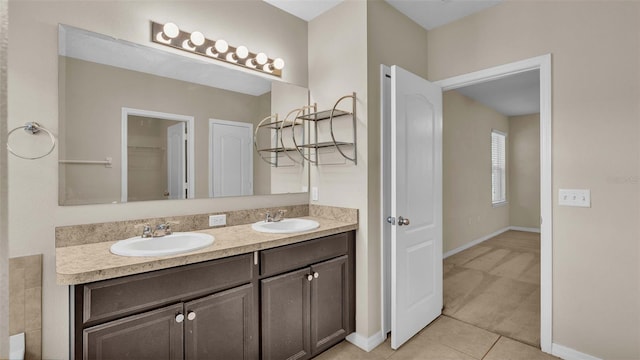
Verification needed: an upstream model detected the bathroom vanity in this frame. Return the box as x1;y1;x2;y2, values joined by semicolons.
57;214;356;360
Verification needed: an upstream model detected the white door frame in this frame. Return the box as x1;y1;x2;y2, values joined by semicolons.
208;118;254;198
121;107;195;203
380;54;552;353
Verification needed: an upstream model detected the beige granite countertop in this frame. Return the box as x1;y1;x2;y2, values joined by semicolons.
56;216;357;285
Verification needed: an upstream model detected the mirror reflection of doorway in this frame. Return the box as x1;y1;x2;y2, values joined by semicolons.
121;108;194;203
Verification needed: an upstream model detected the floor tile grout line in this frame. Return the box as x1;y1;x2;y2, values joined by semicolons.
481;335;502;360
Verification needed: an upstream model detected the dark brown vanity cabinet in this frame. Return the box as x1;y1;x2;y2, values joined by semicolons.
72;254;258;360
71;231;355;360
260;232;355;360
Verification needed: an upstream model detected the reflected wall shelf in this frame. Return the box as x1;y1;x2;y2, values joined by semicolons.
295;93;356;165
254;108;310;167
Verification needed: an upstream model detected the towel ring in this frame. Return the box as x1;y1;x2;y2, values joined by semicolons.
7;122;56;160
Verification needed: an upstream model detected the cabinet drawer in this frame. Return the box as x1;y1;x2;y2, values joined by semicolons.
260;232;350;277
81;254;253;326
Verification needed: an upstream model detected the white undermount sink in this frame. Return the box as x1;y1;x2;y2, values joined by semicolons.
110;232;214;257
251;218;320;234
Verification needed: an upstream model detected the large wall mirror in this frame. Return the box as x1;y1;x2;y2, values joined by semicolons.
58;25;309;205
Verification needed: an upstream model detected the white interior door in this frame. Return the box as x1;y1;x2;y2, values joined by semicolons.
209;119;253;197
390;65;443;349
167;122;186;199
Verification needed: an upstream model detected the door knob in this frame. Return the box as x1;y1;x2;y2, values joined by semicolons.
175;313;185;323
386;216;396;225
398;216;410;226
187;311;196;321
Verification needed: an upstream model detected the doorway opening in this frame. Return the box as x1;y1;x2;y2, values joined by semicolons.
381;55;552;353
441;69;541;347
121;108;195;203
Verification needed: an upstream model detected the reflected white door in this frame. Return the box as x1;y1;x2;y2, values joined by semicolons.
209;119;253;197
390;65;443;349
167;122;186;199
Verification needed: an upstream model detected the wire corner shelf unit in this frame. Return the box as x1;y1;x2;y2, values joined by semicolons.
254;107;313;167
296;92;357;166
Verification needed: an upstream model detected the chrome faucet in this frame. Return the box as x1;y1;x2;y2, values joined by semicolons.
139;224;153;238
265;209;287;223
152;223;173;237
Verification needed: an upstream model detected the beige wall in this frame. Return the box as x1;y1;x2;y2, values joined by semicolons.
8;1;308;358
0;0;8;357
253;91;272;196
443;90;510;253
428;2;640;358
308;0;371;336
509;114;540;229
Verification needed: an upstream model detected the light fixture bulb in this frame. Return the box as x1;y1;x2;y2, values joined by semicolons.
214;39;229;54
162;23;180;39
255;52;268;65
273;58;285;70
235;46;249;59
189;31;205;47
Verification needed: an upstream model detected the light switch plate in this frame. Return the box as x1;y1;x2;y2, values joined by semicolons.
559;189;591;207
311;187;319;201
209;214;226;227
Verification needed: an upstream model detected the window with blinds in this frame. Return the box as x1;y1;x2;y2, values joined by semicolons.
491;130;507;205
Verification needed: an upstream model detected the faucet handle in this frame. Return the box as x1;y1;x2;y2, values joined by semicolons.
164;223;173;235
163;221;179;234
135;223;153;238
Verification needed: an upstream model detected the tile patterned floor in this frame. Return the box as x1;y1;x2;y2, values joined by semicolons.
444;230;541;347
316;230;553;359
315;316;558;360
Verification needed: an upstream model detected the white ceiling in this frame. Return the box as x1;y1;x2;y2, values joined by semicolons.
263;0;502;30
263;0;344;21
385;0;502;30
454;70;540;116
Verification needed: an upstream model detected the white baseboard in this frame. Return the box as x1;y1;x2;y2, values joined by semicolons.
443;225;542;259
443;227;510;259
510;226;541;233
346;331;385;352
552;343;602;360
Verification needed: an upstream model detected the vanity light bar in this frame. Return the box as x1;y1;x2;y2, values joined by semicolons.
151;21;284;77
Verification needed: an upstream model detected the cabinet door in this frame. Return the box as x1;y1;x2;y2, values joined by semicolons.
184;284;257;360
310;255;349;355
261;268;311;360
83;303;184;360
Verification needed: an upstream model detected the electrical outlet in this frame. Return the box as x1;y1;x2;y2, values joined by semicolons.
209;214;227;227
559;189;591;207
312;187;319;201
